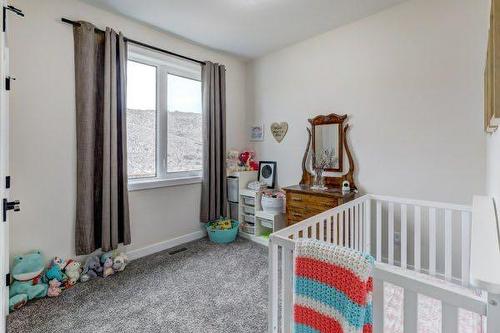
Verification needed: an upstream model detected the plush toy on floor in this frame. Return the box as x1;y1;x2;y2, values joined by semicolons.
80;256;102;282
102;257;114;278
45;259;66;283
47;279;62;297
51;257;66;270
9;251;48;312
112;253;128;272
64;260;81;285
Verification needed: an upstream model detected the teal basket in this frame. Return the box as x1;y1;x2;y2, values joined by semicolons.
206;220;240;244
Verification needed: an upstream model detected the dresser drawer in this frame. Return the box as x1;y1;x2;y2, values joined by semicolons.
287;206;306;220
284;186;354;226
288;192;336;206
287;206;324;225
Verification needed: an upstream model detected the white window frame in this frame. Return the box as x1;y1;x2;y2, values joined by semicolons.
127;45;203;191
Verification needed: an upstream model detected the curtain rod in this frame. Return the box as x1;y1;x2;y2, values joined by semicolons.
61;18;206;66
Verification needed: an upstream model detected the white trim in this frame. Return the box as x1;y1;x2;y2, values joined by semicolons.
128;176;202;191
470;196;500;293
126;229;207;261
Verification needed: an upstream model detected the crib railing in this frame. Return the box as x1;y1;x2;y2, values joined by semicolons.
268;194;499;333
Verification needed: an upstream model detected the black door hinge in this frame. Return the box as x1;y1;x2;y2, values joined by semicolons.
3;5;24;32
5;76;14;91
3;198;20;222
5;176;10;189
5;273;10;287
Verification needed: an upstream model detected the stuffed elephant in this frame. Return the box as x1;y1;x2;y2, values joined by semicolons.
79;256;102;282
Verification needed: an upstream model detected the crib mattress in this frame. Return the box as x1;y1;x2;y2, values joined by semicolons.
384;283;484;333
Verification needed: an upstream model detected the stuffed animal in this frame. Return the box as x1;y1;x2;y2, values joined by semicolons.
64;260;81;284
47;279;62;297
102;258;114;278
63;279;76;289
238;150;258;171
50;257;66;270
100;251;114;265
45;264;65;282
112;253;128;272
80;256;102;282
9;251;48;311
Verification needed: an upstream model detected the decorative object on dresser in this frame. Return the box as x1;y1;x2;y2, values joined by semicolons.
301;113;356;190
258;161;277;189
284;113;356;226
270;122;288;143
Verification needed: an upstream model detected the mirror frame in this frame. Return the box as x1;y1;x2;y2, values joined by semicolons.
300;113;357;190
310;114;347;172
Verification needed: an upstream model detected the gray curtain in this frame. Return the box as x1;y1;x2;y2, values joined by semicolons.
200;62;227;223
73;22;131;255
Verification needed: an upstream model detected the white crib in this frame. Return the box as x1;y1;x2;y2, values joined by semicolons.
268;194;500;333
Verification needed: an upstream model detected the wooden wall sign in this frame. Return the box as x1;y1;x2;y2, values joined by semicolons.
270;122;288;143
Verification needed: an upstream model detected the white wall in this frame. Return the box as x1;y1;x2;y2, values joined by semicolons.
248;0;490;204
8;0;248;261
486;133;500;198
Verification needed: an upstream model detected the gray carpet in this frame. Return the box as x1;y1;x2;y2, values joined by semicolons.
7;237;268;333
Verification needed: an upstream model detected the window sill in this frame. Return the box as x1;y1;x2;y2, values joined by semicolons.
128;176;202;191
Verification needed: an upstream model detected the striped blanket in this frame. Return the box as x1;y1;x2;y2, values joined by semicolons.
294;239;374;333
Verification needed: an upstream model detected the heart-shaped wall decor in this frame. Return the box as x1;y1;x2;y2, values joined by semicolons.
270;122;288;143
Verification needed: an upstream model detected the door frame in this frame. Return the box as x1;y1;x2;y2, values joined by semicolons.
0;0;10;330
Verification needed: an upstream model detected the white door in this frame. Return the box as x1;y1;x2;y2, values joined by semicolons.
1;1;13;331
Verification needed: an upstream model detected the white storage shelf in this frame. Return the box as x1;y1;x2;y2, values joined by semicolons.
238;189;285;245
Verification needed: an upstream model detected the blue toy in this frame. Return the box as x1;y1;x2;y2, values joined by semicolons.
9;251;48;311
44;264;65;282
80;255;102;282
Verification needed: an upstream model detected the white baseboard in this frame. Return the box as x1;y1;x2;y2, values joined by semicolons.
126;230;207;261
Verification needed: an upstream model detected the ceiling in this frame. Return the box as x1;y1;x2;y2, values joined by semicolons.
81;0;406;59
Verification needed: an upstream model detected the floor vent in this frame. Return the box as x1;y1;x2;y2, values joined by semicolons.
168;247;188;255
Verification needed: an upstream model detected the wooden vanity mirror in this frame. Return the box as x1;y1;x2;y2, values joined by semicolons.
311;114;346;172
300;113;356;190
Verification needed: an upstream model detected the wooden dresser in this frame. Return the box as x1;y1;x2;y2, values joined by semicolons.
283;185;355;226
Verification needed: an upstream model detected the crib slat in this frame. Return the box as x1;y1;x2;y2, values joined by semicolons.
356;204;361;250
333;213;338;245
376;201;382;261
359;203;364;250
326;216;332;244
351;205;356;249
414;206;421;272
445;209;452;281
401;204;408;269
320;219;325;241
268;242;279;333
429;208;437;276
311;222;317;240
373;278;384;333
355;204;360;250
365;199;371;253
404;289;418;333
340;211;344;246
461;211;471;286
388;202;394;265
442;303;458;333
349;207;354;248
282;248;293;333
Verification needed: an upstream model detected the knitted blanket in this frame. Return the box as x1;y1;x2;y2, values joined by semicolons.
294;239;374;333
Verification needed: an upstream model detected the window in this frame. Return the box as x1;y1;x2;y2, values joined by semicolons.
126;46;203;190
